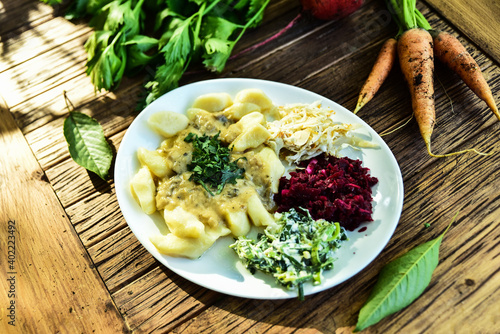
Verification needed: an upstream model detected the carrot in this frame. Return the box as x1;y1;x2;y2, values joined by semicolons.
378;1;490;157
398;28;487;157
431;30;500;121
354;38;397;114
397;28;439;156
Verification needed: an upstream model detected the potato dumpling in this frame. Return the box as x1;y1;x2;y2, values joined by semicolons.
150;231;219;259
130;166;156;214
137;147;173;178
148;111;189;138
223;210;251;237
234;89;273;110
192;93;233;112
223;102;261;120
247;193;275;227
222;111;267;143
186;107;208;121
234;89;280;121
231;123;270;152
163;207;205;238
254;147;285;193
240;111;267;126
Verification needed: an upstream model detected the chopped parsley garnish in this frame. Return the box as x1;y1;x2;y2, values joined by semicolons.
230;208;348;300
184;132;245;196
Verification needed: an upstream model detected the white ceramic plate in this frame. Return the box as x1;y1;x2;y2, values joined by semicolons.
115;78;404;299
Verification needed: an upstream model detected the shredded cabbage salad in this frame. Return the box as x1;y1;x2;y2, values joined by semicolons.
267;102;378;163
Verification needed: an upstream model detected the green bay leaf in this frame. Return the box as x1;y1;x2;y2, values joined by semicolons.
354;219;454;332
63;111;113;180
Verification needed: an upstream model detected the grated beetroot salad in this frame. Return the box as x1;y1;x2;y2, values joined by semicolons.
274;154;378;231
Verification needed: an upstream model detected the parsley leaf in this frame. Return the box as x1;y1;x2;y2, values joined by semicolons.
184;132;245;196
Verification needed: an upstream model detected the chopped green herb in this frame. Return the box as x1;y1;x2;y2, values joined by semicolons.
424;223;431;228
230;208;348;300
184;132;245;196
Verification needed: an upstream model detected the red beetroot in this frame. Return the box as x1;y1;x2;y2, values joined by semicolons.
274;154;378;231
301;0;364;21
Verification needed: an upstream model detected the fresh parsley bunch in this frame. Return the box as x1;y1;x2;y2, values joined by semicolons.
41;0;271;104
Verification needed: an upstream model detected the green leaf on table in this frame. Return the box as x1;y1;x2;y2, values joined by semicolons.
85;31;127;91
354;218;455;331
63;111;113;180
201;16;241;72
123;35;159;71
144;58;186;105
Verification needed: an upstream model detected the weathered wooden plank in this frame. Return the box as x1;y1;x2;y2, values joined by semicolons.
66;182;127;247
363;204;500;333
0;0;54;35
8;74;111;134
0;33;90;110
221;0;394;86
24;80;142;170
0;16;91;73
112;267;221;333
425;0;500;64
0;103;127;333
87;227;158;292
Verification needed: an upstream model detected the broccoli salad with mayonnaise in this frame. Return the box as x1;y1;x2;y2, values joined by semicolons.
230;208;348;300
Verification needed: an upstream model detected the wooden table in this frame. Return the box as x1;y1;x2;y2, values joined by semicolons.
1;0;499;332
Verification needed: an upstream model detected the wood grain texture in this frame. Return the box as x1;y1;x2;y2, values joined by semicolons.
0;0;499;332
425;0;500;64
0;105;127;333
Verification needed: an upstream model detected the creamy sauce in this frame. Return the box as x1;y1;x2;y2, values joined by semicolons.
154;109;276;236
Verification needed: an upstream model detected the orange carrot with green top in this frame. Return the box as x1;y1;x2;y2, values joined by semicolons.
354;38;397;114
382;0;488;157
431;30;500;121
397;28;439;155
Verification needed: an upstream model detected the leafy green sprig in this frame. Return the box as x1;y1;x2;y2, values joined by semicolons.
42;0;271;104
62;92;113;180
84;0;156;91
385;0;432;37
184;132;245;196
144;0;270;104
